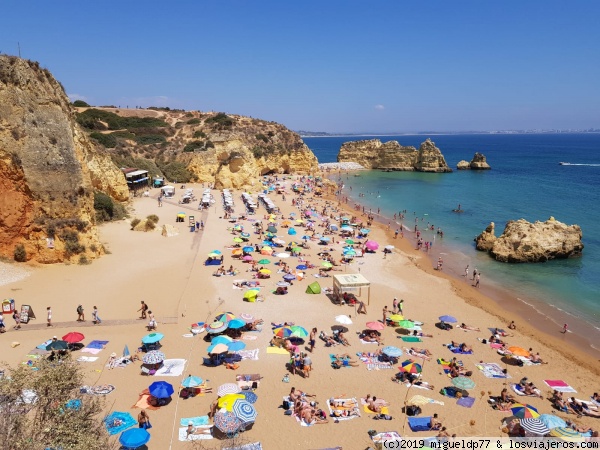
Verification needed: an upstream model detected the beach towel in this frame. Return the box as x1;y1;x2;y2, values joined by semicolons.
543;380;577;393
133;393;159;410
327;397;360;420
36;339;53;350
408;416;432;432
266;347;289;355
456;396;475;408
235;349;260;360
363;404;390;415
367;363;393;370
223;443;262;450
359;339;378;345
408;395;445;406
476;363;510;379
446;344;473;355
330;354;353;368
400;336;422;342
178;426;213;441
371;432;401;447
155;359;186;377
180;416;209;427
104;413;137;435
511;384;541;397
77;356;99;362
27;348;49;356
86;340;109;349
405;382;433;391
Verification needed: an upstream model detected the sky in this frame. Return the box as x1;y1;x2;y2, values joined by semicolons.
1;1;599;133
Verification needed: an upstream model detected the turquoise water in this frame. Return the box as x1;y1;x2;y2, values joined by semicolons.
304;134;600;345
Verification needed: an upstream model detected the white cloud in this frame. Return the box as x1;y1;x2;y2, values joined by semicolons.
68;93;88;102
374;104;385;110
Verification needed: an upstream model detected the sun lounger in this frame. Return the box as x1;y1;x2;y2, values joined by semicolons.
511;384;540;397
408;416;432;431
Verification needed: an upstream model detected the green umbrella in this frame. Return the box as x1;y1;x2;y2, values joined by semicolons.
321;261;333;268
345;239;355;245
233;237;243;243
451;376;475;390
291;247;302;253
398;320;415;329
258;259;271;265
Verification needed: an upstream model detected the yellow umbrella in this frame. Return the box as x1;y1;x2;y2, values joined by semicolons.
269;214;276;220
388;314;404;322
281;220;291;226
218;393;245;411
260;248;273;255
243;290;259;301
231;248;243;255
259;269;271;275
295;219;305;224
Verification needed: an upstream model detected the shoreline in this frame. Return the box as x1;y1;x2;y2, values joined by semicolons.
323;174;600;372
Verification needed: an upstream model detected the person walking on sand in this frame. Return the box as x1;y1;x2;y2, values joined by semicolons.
392;297;399;314
138;301;148;319
382;305;388;325
472;268;477;281
77;304;85;322
13;310;21;330
398;299;404;315
473;273;480;288
309;328;317;353
92;306;101;324
47;306;52;327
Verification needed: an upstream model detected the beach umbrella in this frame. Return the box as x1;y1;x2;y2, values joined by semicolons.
360;228;370;234
243;290;259;301
302;235;311;240
304;210;312;216
295;219;305;224
538;414;566;430
520;418;549;436
388;314;403;322
288;228;297;235
142;350;165;365
232;399;258;424
398;320;415;329
264;232;275;238
208;343;230;354
281;220;291;226
260;247;273;255
149;381;174;399
320;236;331;242
276;281;290;287
218;393;245;411
233;224;243;231
218;383;241;397
296;264;307;270
507;346;531;357
273;238;285;245
439;315;457;323
240;313;254;323
211;250;222;255
240;232;250;238
511;404;540;419
211;335;233;345
345;239;355;245
340;225;353;232
290;326;309;338
119;428;151;449
335;315;353;325
181;375;204;388
366;321;385;330
214;411;243;434
46;340;69;351
206;321;228;333
273;326;294;338
242;255;254;261
283;273;296;281
243;246;254;253
382;346;403;358
399;360;422;373
321;261;333;268
365;240;379;250
241;391;258;404
215;312;236;323
289;212;296;216
228;319;246;329
329;224;339;231
227;341;246;351
385;245;395;251
549;427;585;442
259;268;271;275
314;234;323;239
62;332;85;344
233;237;243;243
343;249;357;256
267;225;277;233
452;376;476;390
231;248;243;256
290;247;301;254
288;241;300;247
142;332;164;344
276;252;291;258
258;259;271;265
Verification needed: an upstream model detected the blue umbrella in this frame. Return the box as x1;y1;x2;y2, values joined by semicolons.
227;341;246;351
320;236;331;242
141;332;164;344
360;228;370;234
261;240;275;247
243;246;254;253
301;235;311;240
119;428;151;449
288;228;297;235
382;346;403;358
232;399;258;424
211;250;222;255
289;212;296;216
104;411;137;435
329;225;339;231
340;225;353;231
181;375;204;388
296;264;308;270
439;315;457;323
149;381;174;399
283;274;296;281
211;335;233;345
241;390;258;404
228;319;246;329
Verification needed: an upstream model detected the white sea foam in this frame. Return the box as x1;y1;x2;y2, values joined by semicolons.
0;262;30;286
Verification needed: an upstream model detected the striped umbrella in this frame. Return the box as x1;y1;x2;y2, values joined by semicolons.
142;350;165;365
382;346;403;357
399;360;422;373
206;321;227;333
520;418;549;435
452;376;475;390
214;411;243;434
511;403;540;419
240;313;254;323
217;383;241;397
232;399;257;424
273;326;294;338
215;312;236;323
241;391;258;404
549;427;585;442
240;232;250;238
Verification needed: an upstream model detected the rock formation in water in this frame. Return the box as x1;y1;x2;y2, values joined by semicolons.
0;56;128;263
337;138;451;172
475;217;584;263
457;152;491;170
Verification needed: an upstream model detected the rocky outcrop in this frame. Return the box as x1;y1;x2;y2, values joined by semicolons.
469;152;491;170
456;160;470;170
337;138;451;172
475;217;584;263
0;56;128;263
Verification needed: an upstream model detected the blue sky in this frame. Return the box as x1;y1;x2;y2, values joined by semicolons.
2;1;599;133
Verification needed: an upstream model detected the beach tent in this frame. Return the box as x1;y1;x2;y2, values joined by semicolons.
333;273;371;305
305;282;321;294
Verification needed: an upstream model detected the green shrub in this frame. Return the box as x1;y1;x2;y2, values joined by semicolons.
256;133;269;143
112;202;128;220
76;108;168;130
78;255;89;265
110;130;136;140
157;160;193;183
193;130;207;139
135;135;166;145
72;100;90;107
252;146;265;158
130;218;141;229
90;244;98;253
183;141;205;152
205;112;234;129
205;140;215;149
187;118;201;125
144;220;156;231
93;191;114;219
14;244;27;262
90;132;117;148
146;214;159;224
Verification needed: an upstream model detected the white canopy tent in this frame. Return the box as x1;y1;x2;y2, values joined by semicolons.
332;273;371;305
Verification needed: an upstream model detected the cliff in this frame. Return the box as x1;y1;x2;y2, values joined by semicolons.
76;108;319;189
457;152;491;170
475;217;584;263
0;56;128;263
337;138;451;172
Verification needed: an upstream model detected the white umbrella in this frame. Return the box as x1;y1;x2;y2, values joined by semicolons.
384;245;395;250
335;315;353;325
275;253;290;258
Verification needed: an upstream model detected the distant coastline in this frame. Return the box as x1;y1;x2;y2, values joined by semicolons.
298;130;600;137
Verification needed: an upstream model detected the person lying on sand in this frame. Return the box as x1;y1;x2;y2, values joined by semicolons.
332;354;359;368
361;331;382;345
244;319;263;331
410;347;433;357
459;323;481;332
413;330;433;338
186;422;212;438
289;387;316;402
365;396;386;413
319;331;338;347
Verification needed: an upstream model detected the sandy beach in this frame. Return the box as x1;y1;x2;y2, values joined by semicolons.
1;177;599;449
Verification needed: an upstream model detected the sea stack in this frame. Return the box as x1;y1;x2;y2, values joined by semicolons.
475;217;584;263
457;152;491;170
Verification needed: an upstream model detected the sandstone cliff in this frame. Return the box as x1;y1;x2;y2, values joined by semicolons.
0;56;128;263
337;138;451;172
475;217;584;263
469;152;491;170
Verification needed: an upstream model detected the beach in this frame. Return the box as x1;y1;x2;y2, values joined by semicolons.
1;177;599;449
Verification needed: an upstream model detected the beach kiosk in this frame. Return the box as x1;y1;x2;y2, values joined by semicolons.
332;273;371;305
161;185;175;198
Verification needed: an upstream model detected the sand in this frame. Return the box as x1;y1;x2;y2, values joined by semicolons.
1;179;598;449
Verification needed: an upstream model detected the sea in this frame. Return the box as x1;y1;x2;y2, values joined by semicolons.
303;134;600;354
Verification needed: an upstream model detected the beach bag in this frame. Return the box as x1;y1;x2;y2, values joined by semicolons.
282;400;291;410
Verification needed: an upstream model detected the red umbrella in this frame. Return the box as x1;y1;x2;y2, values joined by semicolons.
366;321;385;331
62;332;85;344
